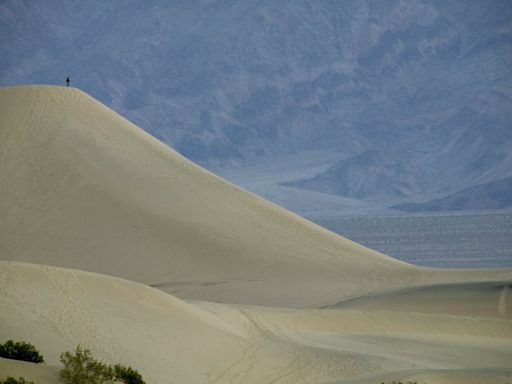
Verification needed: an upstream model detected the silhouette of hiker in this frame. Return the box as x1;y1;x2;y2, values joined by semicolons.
66;77;70;87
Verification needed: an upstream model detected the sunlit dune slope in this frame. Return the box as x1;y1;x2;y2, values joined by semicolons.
1;261;511;384
0;261;253;384
0;85;509;306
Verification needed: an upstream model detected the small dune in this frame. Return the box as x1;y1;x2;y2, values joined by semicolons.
326;281;512;318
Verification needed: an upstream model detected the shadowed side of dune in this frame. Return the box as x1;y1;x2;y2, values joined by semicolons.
325;281;512;319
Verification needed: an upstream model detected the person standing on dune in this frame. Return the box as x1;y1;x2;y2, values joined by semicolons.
66;77;70;87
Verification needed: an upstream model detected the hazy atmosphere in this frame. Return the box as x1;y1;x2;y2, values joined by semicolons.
1;1;511;383
3;0;512;214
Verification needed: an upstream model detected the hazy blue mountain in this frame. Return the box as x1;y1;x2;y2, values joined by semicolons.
282;149;424;199
392;176;512;212
2;0;511;210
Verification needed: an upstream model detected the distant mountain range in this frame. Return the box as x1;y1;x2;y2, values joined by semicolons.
392;176;512;212
2;0;511;212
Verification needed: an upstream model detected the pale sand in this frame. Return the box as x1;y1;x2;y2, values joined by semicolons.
1;86;511;383
326;281;512;318
0;358;59;384
0;85;510;307
1;262;511;384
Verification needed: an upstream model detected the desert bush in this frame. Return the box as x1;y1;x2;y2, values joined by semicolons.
0;377;34;384
59;346;145;384
113;364;145;384
59;346;114;384
0;340;44;363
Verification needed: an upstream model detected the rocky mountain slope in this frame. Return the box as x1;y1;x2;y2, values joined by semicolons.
2;0;511;210
393;176;512;212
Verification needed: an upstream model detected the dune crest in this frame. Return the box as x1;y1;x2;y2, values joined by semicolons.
0;85;509;307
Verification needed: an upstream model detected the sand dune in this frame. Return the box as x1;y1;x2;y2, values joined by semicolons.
0;85;509;307
326;281;512;318
0;261;249;383
0;358;59;384
337;369;512;384
1;261;511;383
1;86;511;383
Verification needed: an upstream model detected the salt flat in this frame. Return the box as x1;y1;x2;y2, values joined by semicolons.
0;86;510;383
312;213;512;268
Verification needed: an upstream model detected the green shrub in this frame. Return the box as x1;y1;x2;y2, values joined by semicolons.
59;346;114;384
59;346;145;384
113;364;145;384
0;340;44;363
0;377;35;384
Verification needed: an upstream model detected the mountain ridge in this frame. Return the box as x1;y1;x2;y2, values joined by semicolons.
2;0;511;211
393;176;512;212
